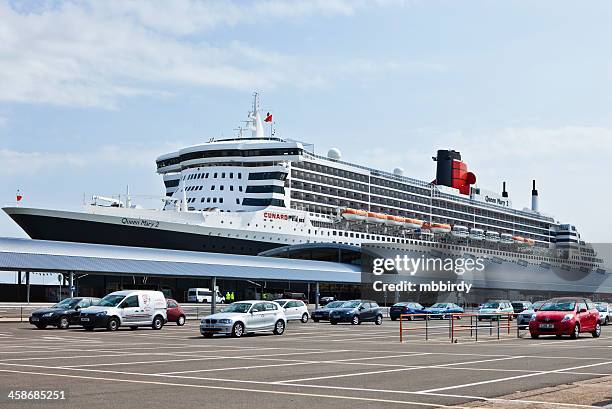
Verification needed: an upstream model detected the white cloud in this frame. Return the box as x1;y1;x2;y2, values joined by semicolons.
0;1;434;108
0;144;174;176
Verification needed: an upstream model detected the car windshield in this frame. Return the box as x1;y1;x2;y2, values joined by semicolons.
274;300;288;307
482;302;500;309
430;303;447;308
392;303;407;307
532;301;545;310
341;301;361;308
596;304;608;312
540;300;576;311
52;298;79;309
223;303;252;313
98;294;126;307
325;301;344;308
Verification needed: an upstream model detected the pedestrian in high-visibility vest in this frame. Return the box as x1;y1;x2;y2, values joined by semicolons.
230;292;235;301
225;292;231;302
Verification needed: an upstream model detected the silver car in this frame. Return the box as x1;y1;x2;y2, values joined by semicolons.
516;300;546;329
200;300;286;338
595;303;611;325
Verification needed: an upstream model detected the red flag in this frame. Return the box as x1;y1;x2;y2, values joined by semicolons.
264;112;272;122
16;190;22;202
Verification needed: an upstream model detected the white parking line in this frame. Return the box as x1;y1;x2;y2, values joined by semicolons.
417;360;612;393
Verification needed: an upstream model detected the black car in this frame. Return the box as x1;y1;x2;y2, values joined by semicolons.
312;300;345;322
511;301;533;314
389;302;426;321
29;297;100;329
329;300;383;325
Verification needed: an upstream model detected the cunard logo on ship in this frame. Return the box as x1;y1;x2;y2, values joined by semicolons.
264;212;304;223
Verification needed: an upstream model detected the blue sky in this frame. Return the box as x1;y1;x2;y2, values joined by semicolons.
1;0;612;242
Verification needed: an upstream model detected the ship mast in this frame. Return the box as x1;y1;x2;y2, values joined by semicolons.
250;92;264;138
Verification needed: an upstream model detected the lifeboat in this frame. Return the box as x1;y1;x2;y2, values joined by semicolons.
524;238;535;246
423;222;451;234
385;215;404;226
341;208;367;221
512;235;525;243
366;212;387;224
485;231;500;242
404;218;424;229
469;228;485;241
451;225;469;238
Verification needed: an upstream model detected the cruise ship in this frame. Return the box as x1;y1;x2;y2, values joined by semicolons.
3;94;603;276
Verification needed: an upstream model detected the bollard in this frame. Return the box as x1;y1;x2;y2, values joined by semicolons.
399;316;403;343
425;315;429;341
497;315;500;340
20;306;23;323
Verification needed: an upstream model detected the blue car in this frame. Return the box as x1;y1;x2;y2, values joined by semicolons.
390;302;427;321
424;303;464;319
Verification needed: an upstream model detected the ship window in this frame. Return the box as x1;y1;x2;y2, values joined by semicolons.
211;185;215;190
206;173;209;178
239;186;243;192
201;198;204;202
214;173;218;178
213;198;217;203
207;198;211;203
230;172;234;178
219;198;224;203
236;198;240;204
222;172;225;178
238;173;242;179
230;186;234;191
220;185;224;191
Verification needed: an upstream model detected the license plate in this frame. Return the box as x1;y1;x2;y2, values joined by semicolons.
80;317;90;322
539;323;554;329
31;317;39;322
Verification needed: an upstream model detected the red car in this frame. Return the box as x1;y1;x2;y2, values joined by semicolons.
166;299;186;326
529;297;601;339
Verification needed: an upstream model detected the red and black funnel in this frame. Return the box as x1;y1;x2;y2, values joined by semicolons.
432;149;476;195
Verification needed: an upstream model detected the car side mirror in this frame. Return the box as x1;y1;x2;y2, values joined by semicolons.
251;309;258;313
75;305;80;311
579;308;587;313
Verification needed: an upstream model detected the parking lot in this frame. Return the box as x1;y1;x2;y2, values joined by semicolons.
0;320;611;408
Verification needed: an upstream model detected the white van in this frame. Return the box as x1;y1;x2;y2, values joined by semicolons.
187;288;224;304
79;290;167;331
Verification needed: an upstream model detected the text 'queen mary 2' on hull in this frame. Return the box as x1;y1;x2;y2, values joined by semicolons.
2;93;603;276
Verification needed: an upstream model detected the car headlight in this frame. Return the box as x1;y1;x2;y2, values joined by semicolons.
218;319;232;324
345;310;353;315
96;311;107;316
43;312;54;317
562;314;574;322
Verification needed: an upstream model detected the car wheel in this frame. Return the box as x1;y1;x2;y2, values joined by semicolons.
592;322;601;338
556;334;563;338
313;318;319;323
177;315;186;326
330;319;338;325
391;317;397;321
301;313;308;323
130;326;138;330
605;317;609;326
83;325;94;331
107;318;119;331
273;320;285;335
351;315;360;325
375;315;383;325
530;333;539;339
232;322;244;338
58;316;69;329
570;324;580;339
202;332;213;338
152;315;164;330
35;324;47;329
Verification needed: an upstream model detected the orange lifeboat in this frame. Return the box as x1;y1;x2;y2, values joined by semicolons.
341;208;367;221
512;235;525;243
404;218;424;230
366;212;387;224
423;222;451;234
389;215;405;226
524;238;535;246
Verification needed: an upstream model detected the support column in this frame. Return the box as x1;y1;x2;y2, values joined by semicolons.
315;282;320;311
211;276;217;315
25;272;30;304
69;272;75;298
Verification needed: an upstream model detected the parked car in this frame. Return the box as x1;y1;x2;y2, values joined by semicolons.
320;296;336;306
29;297;100;329
478;300;514;321
274;299;309;323
595;302;611;325
79;290;167;331
199;300;286;338
166;299;186;326
517;300;546;329
511;301;532;314
389;302;426;321
312;300;345;322
529;297;601;339
187;288;224;304
424;303;464;319
329;300;383;325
